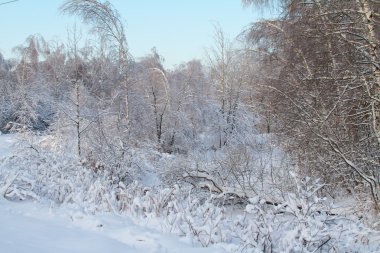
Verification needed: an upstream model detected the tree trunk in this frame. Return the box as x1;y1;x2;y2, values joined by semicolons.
76;80;81;157
360;0;380;146
360;0;380;210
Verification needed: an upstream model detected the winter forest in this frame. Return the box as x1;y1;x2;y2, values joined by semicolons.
1;0;380;252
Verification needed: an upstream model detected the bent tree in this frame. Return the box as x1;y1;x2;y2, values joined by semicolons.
60;0;131;131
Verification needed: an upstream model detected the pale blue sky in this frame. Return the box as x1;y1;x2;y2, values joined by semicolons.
0;0;271;68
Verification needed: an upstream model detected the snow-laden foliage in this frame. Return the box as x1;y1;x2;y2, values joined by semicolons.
0;80;55;133
0;141;118;213
0;135;379;252
161;137;290;204
119;178;380;252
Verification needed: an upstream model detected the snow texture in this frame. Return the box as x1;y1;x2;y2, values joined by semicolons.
0;198;225;253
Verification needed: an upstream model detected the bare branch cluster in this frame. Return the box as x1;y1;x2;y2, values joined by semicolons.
243;0;380;209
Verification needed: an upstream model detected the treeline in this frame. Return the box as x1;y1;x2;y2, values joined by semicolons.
0;34;254;149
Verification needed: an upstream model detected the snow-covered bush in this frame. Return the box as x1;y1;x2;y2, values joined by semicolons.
0;143;119;214
270;173;331;252
116;173;380;252
0;135;379;252
117;184;230;247
239;173;380;253
168;194;229;247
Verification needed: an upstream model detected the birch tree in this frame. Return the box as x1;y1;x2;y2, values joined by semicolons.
243;0;380;209
207;25;243;148
60;0;131;131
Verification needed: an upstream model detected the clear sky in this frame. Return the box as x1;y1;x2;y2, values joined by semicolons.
0;0;271;68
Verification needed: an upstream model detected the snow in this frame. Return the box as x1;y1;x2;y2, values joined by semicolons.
0;198;226;253
0;200;136;253
0;133;18;158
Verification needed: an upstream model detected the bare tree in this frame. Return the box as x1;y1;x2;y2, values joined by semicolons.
138;48;170;149
243;0;380;209
207;25;247;148
63;28;86;157
60;0;131;131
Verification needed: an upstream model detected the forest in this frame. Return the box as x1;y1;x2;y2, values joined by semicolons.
1;0;380;252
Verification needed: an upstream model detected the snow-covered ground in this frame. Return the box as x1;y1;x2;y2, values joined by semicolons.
0;133;18;158
0;198;225;253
